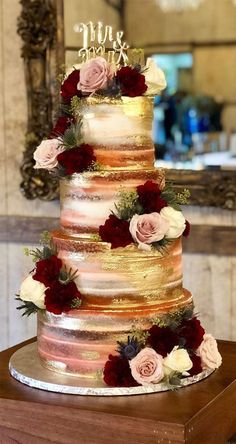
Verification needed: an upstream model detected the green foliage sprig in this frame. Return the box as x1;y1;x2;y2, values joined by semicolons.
70;96;88;118
161;184;190;211
176;189;190;205
59;266;79;285
24;232;57;263
90;234;102;242
161;184;180;211
62;121;83;150
59;102;72;117
87;161;102;172
164;372;183;390
39;231;52;245
152;237;172;254
151;306;194;330
70;298;82;309
129;327;150;346
15;296;39;317
114;189;142;220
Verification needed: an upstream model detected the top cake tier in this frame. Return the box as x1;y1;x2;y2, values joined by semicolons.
80;96;155;170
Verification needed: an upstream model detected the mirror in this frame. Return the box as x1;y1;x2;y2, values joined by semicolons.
17;0;236;208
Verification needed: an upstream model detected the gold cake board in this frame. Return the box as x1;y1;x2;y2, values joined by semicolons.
9;342;214;396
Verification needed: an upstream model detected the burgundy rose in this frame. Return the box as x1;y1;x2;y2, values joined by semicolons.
115;66;147;97
99;215;133;249
188;354;202;377
103;354;139;387
45;280;82;315
60;69;81;103
178;317;205;351
33;255;62;287
183;220;191;238
148;325;179;357
50;116;75;138
137;180;167;213
57;144;96;175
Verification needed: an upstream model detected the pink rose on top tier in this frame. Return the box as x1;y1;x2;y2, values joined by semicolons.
129;348;164;386
129;213;170;251
78;57;115;93
197;334;222;370
34;139;65;170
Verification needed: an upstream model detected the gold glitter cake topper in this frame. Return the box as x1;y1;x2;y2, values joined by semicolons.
74;21;143;65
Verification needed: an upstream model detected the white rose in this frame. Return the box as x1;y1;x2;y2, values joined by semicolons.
144;58;167;96
33;138;65;170
129;213;170;251
163;347;193;376
197;334;222;370
19;274;46;309
160;206;186;238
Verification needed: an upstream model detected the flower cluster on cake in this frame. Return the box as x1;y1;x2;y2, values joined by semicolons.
16;22;221;392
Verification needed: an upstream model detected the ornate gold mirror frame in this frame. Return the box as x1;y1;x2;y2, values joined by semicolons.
17;0;236;209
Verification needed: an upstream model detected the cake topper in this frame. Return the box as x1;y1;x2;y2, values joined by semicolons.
74;21;130;65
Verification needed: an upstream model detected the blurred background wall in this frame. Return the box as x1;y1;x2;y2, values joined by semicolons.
0;0;235;350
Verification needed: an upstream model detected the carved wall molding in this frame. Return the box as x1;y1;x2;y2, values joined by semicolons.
17;0;64;200
166;169;236;210
1;215;236;254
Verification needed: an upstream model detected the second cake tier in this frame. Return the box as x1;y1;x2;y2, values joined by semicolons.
60;168;165;235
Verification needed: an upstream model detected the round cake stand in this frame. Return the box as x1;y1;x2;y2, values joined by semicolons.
9;342;214;396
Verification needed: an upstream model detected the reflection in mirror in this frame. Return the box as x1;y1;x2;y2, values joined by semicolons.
151;53;229;170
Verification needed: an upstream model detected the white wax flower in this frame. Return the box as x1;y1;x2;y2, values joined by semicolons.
19;274;46;309
144;58;167;96
160;206;186;238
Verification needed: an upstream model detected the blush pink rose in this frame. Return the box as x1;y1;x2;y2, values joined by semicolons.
129;347;164;386
129;213;170;251
33;139;65;170
78;57;115;93
197;334;222;370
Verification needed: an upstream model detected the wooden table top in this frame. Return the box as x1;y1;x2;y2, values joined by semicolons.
0;338;236;444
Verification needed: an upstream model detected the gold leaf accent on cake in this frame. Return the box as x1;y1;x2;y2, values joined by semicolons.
81;351;100;360
111;297;132;306
95;369;103;380
172;288;184;298
144;293;163;302
60;167;165;186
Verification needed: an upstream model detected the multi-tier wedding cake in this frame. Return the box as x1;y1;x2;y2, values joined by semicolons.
16;23;221;392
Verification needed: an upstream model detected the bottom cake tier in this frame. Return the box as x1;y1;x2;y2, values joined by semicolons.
37;288;193;380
